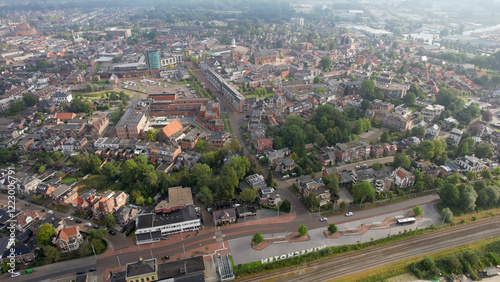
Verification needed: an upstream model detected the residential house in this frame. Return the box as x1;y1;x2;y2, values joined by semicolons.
51;90;73;103
391;167;415;188
334;140;370;163
180;129;205;150
90;115;109;140
55;112;76;122
421;104;445;121
370;145;384;158
15;211;39;232
456;155;485;173
92;191;128;219
367;109;412;132
258;187;281;206
35;183;56;197
210;131;229;148
448;128;463;145
155;186;193;214
425;124;441;139
1;245;35;264
254;138;273;154
158;119;184;143
113;206;139;227
213;208;237;225
275;158;296;173
245;174;266;189
51;184;78;206
53;226;84;253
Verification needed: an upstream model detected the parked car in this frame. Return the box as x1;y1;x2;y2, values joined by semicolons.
282;175;290;180
320;217;328;222
75;219;82;223
345;212;354;217
11;272;21;277
25;203;30;206
67;217;74;221
108;229;116;236
23;269;33;274
85;223;93;227
85;214;93;220
47;210;54;214
120;226;127;233
162;255;170;260
41;209;45;212
89;267;96;272
77;270;86;275
93;225;99;229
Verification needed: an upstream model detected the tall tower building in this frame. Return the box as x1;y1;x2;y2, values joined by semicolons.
145;50;161;70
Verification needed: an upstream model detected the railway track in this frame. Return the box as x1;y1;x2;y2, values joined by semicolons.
236;217;500;282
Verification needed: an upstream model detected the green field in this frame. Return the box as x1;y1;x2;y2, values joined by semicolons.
76;175;122;194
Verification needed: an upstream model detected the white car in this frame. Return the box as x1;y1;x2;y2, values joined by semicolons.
345;212;354;217
67;217;74;221
47;210;54;214
320;217;327;222
11;272;21;277
85;223;93;227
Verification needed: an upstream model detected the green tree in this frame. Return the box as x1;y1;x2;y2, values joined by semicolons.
460;185;478;213
394;153;411;169
313;76;321;84
195;140;207;152
229;157;251;180
101;162;120;181
411;126;426;137
252;232;264;244
351;181;375;203
191;163;212;187
360;79;375;100
122;159;138;184
38;165;46;174
218;165;238;198
380;131;390;143
36;223;56;246
42;246;60;263
240;188;257;203
320;57;332;70
413;206;423;216
190;56;199;66
298;224;308;236
88;229;108;240
475;143;493;158
412;169;423;182
279;199;291;213
481;169;492;179
304;192;321;209
88;154;102;174
145;129;157;141
266;170;273;187
465;171;477;181
441;207;454;224
327;223;337;235
23;93;37;107
403;92;416;106
198;186;213;206
440;183;460;208
339;201;347;211
104;214;115;228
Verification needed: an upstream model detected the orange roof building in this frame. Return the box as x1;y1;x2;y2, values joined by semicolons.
53;226;83;253
55;112;76;122
159;119;184;141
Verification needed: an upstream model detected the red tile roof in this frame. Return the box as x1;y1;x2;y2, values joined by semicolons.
162;119;183;138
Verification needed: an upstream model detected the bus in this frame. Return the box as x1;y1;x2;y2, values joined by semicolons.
397;217;416;225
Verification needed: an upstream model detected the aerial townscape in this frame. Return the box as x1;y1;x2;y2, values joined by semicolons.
1;0;500;281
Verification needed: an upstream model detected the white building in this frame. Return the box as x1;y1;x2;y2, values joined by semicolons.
391;167;415;188
448;128;463;145
51;90;73;103
421;104;445;121
426;124;441;138
135;206;201;245
456;155;485;173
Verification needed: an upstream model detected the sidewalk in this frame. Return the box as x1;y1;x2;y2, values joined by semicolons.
98;211;296;259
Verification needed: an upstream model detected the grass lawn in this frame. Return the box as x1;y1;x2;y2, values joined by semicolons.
49;204;70;213
61;176;77;184
76;175;122;194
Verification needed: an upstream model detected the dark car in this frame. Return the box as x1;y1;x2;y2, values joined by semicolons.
86;214;93;220
120;226;127;233
41;209;45;212
75;219;82;223
108;229;116;235
89;267;96;272
93;225;99;229
77;270;86;275
162;255;170;260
